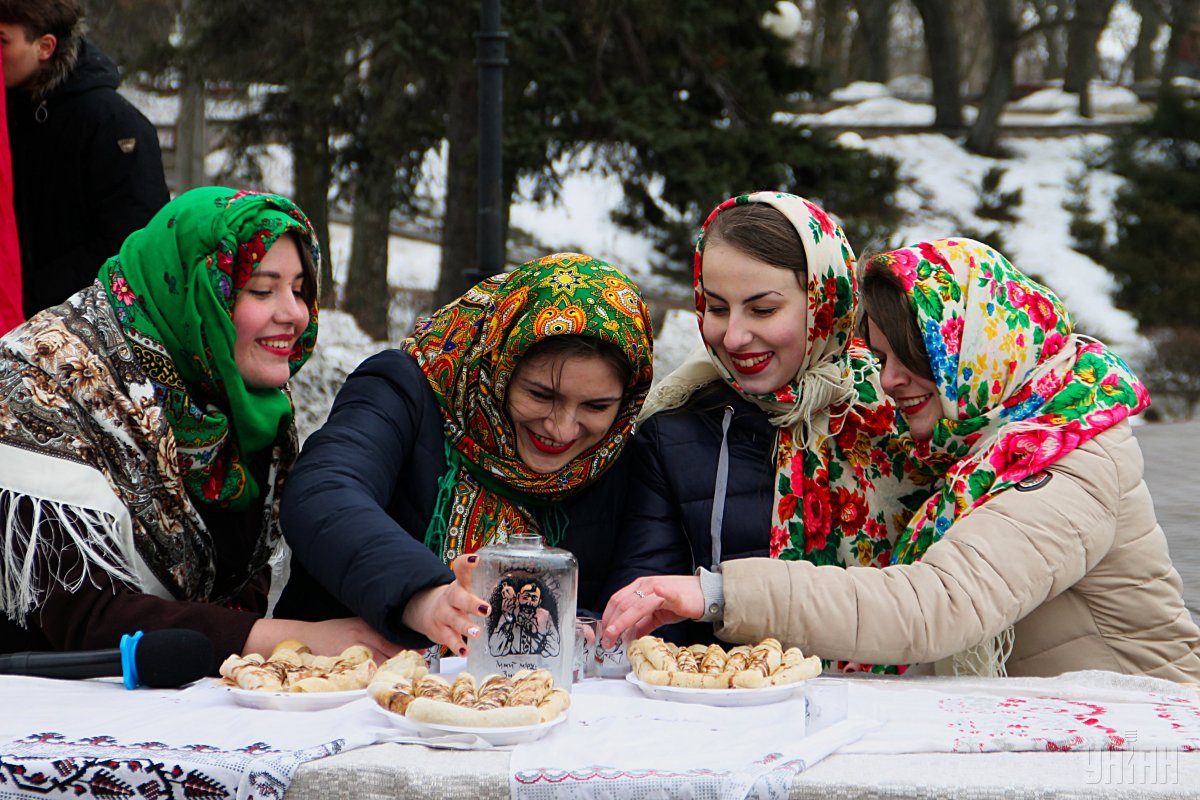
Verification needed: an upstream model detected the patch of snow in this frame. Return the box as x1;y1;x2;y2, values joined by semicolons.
778;96;937;126
1010;83;1144;115
857;133;1142;357
831;81;891;103
886;74;932;101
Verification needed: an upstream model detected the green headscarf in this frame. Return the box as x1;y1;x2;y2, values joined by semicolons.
99;187;319;510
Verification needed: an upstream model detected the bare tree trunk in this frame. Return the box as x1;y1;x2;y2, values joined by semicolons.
854;0;893;84
343;162;394;341
1132;0;1165;83
176;68;206;192
966;0;1017;156
434;69;480;309
1064;0;1117;117
1029;0;1067;80
818;0;851;91
912;0;963;129
291;122;334;308
1161;0;1200;86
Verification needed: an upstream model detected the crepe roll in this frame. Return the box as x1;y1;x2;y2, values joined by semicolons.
768;655;822;685
509;669;553;706
699;644;727;675
412;675;453;702
450;672;478;707
536;687;571;722
668;671;733;689
405;697;540;727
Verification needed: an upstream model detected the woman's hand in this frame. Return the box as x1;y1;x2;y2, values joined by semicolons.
245;616;401;665
400;554;490;656
600;575;705;647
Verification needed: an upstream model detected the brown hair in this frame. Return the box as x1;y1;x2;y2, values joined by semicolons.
518;335;633;390
291;232;319;310
703;202;807;278
860;260;933;380
0;0;79;42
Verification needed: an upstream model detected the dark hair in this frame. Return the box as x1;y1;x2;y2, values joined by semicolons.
703;202;807;278
860;260;933;380
289;231;319;310
0;0;79;41
518;335;633;390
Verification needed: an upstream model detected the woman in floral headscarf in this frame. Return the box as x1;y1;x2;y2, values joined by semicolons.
0;187;396;665
277;253;653;657
600;192;927;650
605;237;1200;683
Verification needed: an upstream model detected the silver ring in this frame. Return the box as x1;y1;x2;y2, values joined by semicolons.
633;589;646;599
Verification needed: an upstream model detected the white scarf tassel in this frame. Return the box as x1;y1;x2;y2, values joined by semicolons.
1;487;137;624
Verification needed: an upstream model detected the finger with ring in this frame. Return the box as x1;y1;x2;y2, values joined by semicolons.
633;589;646;599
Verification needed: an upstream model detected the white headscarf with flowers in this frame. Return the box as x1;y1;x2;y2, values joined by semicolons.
643;192;926;568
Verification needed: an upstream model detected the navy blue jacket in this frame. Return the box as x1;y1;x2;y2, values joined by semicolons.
277;350;631;647
600;382;776;643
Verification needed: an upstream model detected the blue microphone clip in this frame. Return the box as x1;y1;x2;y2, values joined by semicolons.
119;630;144;690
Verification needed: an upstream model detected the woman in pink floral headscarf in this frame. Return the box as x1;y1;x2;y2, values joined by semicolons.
603;236;1200;684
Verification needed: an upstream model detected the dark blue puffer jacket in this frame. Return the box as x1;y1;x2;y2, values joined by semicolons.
276;350;631;646
599;382;777;642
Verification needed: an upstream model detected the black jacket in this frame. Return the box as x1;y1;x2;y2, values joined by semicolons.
276;350;631;647
600;383;777;643
6;39;169;316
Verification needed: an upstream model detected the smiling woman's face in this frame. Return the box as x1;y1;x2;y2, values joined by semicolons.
867;319;943;440
700;242;809;395
505;352;625;473
232;236;310;389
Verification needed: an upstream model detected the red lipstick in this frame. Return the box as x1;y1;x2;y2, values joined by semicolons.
526;428;573;454
728;350;773;375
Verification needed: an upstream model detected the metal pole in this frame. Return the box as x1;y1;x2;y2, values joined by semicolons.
474;0;507;283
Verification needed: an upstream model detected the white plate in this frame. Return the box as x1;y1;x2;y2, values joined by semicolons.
375;703;568;746
624;671;805;707
221;680;368;711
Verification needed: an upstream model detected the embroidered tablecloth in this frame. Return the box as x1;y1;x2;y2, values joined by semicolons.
0;676;395;800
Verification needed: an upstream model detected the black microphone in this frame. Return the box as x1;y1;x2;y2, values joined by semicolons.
0;629;214;689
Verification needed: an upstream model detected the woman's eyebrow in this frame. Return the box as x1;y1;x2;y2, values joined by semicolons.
704;289;784;304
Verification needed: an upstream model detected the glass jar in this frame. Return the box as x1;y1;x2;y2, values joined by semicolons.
466;532;578;688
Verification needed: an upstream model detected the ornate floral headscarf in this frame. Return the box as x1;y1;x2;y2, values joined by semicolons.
99;187;319;510
867;238;1150;565
644;192;927;567
403;252;654;563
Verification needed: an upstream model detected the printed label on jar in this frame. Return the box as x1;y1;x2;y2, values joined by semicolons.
483;568;564;674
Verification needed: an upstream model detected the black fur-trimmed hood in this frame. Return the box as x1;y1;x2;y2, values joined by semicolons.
39;38;118;100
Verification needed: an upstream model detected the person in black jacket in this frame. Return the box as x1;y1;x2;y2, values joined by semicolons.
1;0;169;317
600;192;927;647
278;253;654;657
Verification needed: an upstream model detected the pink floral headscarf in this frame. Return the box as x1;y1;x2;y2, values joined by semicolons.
867;238;1150;565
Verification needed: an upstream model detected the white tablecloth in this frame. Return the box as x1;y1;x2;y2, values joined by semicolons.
2;665;1198;800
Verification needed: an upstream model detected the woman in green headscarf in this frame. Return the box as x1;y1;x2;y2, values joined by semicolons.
277;252;654;657
0;186;396;665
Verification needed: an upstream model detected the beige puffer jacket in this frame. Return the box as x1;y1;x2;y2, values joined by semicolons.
717;421;1200;683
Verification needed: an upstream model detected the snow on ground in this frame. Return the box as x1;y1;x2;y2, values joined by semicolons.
886;74;932;101
839;131;1141;353
1009;84;1143;115
831;81;892;103
781;81;1150;127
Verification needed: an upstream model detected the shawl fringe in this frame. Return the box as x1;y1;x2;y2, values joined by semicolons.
1;488;137;624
